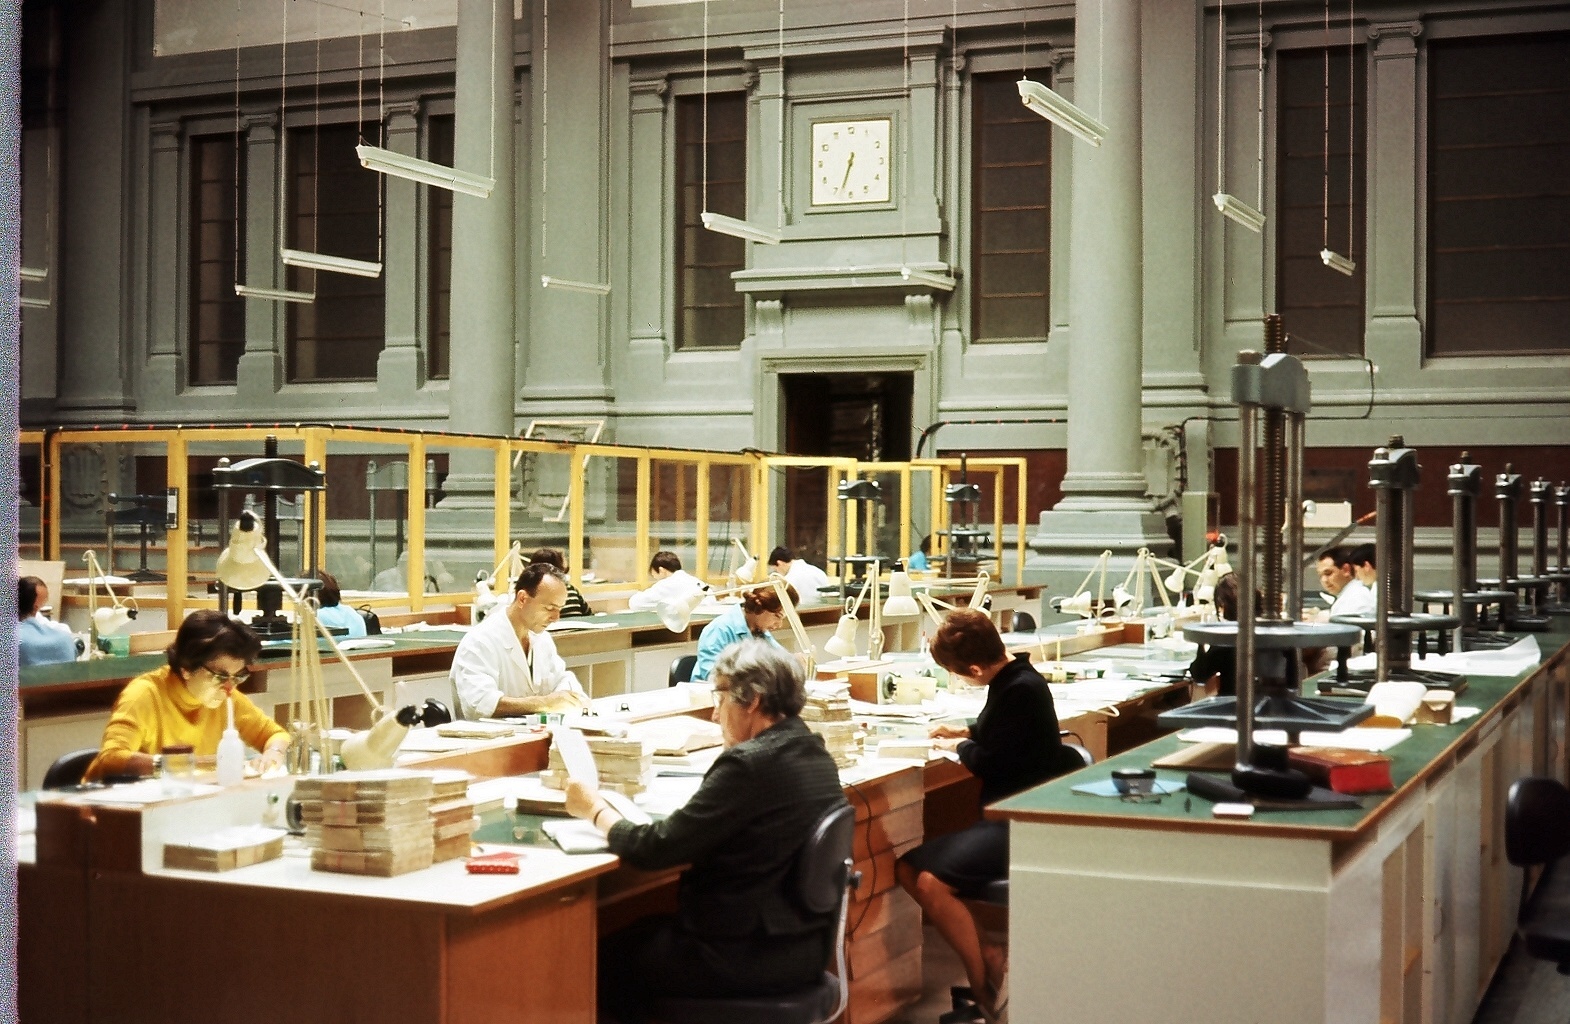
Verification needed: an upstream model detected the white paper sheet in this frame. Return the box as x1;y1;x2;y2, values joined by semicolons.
550;725;600;788
1176;726;1412;752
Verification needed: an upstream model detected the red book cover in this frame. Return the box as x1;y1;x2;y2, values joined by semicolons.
465;851;523;874
1288;748;1394;794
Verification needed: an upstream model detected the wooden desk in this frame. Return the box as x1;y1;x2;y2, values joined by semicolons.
992;631;1570;1024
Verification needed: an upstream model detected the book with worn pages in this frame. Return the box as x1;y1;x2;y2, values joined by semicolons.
295;770;439;877
162;825;286;872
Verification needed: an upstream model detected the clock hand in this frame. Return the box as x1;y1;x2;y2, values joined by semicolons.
839;151;855;192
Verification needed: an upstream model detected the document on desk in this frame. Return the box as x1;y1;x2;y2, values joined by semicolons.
542;818;610;854
546;618;621;632
1176;726;1412;752
552;725;600;788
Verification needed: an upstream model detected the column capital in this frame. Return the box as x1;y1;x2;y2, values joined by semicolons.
242;112;279;143
150;119;182;151
1367;20;1423;42
630;75;669;98
1369;20;1423;58
381;100;422;128
948;54;968;77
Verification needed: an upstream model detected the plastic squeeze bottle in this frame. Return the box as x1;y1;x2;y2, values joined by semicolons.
216;695;245;786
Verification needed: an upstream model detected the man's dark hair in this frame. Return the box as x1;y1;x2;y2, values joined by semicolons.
1319;546;1355;570
166;610;262;674
318;572;343;607
649;551;682;574
515;562;567;594
768;546;793;566
18;576;44;619
530;547;567;571
1348;544;1375;570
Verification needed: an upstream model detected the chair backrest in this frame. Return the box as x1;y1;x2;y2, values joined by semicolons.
1507;777;1570;867
1011;610;1038;634
796;802;856;916
1062;742;1096;771
669;654;698;688
42;748;99;790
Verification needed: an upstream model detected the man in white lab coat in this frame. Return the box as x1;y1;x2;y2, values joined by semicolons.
450;563;587;719
768;546;834;606
626;551;707;613
1317;546;1376;618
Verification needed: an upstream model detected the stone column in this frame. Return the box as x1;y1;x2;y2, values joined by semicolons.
441;0;516;502
143;119;184;404
623;75;670;395
375;101;423;401
1029;0;1171;599
236;115;284;402
1364;21;1423;379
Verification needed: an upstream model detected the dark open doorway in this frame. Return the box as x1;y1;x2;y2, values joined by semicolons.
779;372;913;565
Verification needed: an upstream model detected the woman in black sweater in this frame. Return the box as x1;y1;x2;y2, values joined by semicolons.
897;610;1082;1022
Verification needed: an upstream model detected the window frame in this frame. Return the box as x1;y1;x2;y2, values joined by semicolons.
672;90;749;352
187;131;247;388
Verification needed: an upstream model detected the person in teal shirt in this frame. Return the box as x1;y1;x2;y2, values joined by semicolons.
692;582;799;682
907;535;932;572
313;573;367;638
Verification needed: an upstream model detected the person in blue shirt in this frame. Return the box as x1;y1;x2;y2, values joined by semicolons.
907;535;933;572
19;576;80;667
692;581;800;682
313;573;367;638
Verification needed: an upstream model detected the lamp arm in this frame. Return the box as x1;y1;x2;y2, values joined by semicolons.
868;561;884;660
914;589;946;627
1095;550;1111;611
767;575;817;677
252;547;386;719
965;571;991;611
488;542;524;589
1147;557;1174;610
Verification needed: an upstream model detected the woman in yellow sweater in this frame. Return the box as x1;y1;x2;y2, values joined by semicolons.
84;611;290;782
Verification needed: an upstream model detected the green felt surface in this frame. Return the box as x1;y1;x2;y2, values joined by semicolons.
992;631;1569;833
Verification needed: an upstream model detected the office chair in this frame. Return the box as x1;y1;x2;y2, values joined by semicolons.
668;654;698;688
647;802;859;1024
1505;777;1570;972
1010;610;1037;634
42;748;100;790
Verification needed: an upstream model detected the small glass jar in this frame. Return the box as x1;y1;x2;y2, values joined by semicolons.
160;744;197;796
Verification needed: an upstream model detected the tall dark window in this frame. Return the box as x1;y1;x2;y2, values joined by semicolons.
189;134;246;385
1428;32;1570;356
427;114;454;380
674;92;746;350
286;122;386;381
1276;46;1366;357
972;70;1051;342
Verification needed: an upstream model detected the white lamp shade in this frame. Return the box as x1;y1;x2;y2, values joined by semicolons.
339;712;413;770
823;615;859;659
1112;585;1135;610
1057;591;1094;617
1164;567;1188;593
1194;583;1216;605
215;512;272;591
882;572;921;617
657;589;710;633
1212;548;1233;575
734;557;759;584
93;605;133;634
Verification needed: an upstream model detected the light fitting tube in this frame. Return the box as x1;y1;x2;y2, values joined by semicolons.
235;283;316;304
900;267;957;291
18;295;50;309
540;275;612;295
356;144;496;199
19;266;47;282
701;211;782;245
1213;193;1266;233
281;248;384;279
1017;78;1107;147
1320;249;1356;276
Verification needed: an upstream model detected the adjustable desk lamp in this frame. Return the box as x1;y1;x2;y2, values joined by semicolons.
83;549;138;656
655;574;817;678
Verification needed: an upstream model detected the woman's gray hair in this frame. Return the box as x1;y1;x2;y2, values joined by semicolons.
711;639;807;718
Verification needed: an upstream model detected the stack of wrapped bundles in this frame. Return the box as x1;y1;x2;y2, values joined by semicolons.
295;770;436;877
801;682;858;767
429;770;479;863
543;734;655;795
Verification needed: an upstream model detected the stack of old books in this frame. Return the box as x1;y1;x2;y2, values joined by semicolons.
543;736;655;795
802;682;858;767
429;770;479;863
295;769;436;877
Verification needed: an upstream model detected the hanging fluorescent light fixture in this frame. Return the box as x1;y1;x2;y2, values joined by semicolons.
701;211;782;246
540;275;611;296
1320;248;1356;277
356;144;496;199
1017;78;1107;147
1212;192;1266;233
19;295;50;309
235;284;316;304
281;248;383;279
19;267;47;283
900;266;957;291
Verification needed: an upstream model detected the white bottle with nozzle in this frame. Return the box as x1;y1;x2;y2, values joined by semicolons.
216;696;245;786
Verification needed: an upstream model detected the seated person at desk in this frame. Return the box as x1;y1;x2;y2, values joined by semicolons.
565;640;849;1024
907;535;932;571
18;575;79;667
450;562;587;719
1188;573;1241;696
692;581;800;682
626;551;705;613
897;610;1082;1023
768;546;832;605
1350;543;1378;598
529;547;593;617
1316;546;1375;619
313;572;366;639
83;610;290;782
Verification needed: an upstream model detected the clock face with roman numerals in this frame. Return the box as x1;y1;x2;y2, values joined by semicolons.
811;118;891;206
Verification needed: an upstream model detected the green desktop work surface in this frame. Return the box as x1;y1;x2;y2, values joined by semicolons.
991;646;1556;836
